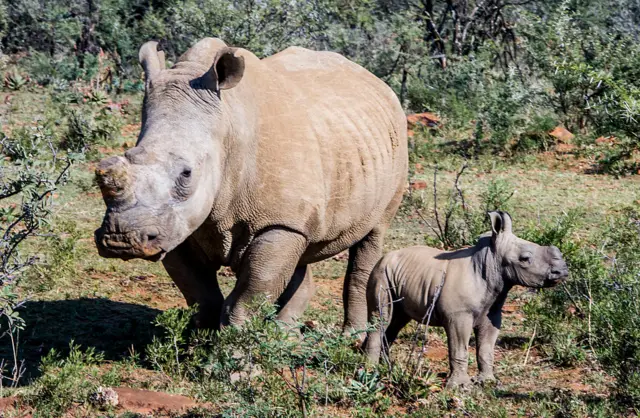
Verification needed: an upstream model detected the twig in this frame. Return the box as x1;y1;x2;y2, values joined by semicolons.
414;270;446;377
522;324;537;366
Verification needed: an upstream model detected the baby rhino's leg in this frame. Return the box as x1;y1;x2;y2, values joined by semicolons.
444;315;474;388
474;311;501;384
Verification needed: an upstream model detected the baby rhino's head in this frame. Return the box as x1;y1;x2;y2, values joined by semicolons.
488;211;569;288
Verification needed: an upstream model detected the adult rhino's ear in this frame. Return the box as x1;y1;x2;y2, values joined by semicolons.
202;47;245;92
488;211;513;238
139;41;166;86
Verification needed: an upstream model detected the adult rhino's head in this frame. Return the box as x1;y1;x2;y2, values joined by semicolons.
488;211;569;288
94;40;245;260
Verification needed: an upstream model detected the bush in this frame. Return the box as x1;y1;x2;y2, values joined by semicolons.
407;164;514;249
0;128;71;387
62;104;122;154
146;300;426;415
523;207;640;406
25;343;104;416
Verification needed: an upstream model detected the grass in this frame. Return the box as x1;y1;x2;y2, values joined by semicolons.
1;87;637;417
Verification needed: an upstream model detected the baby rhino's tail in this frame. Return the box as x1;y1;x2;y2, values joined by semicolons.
364;253;396;364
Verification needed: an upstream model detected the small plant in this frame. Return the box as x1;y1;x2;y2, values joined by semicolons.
408;163;514;249
25;342;104;415
84;89;109;105
62;106;122;154
4;71;27;91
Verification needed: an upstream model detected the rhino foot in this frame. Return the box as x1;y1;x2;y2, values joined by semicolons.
472;373;497;387
445;374;472;390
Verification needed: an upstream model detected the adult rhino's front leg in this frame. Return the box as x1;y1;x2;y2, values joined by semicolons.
162;240;224;329
221;228;307;326
344;227;385;340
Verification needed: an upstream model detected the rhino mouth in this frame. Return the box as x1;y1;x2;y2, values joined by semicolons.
94;229;167;262
544;271;569;287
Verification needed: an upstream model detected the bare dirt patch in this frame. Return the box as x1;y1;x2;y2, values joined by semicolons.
113;387;201;415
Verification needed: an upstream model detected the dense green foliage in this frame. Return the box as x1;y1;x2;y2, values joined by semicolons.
1;0;639;164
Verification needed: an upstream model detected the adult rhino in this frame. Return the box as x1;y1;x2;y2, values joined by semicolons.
94;38;408;334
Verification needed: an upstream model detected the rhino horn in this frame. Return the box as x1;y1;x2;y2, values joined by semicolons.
95;156;132;203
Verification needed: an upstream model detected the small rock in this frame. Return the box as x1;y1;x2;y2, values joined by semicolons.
595;136;618;145
303;320;318;330
549;126;574;143
410;180;428;190
89;386;119;409
407;112;441;129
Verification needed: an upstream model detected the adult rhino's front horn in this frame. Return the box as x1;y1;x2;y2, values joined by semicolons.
95;156;133;204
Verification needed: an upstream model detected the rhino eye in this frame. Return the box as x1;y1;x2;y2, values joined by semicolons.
519;253;532;263
181;169;192;178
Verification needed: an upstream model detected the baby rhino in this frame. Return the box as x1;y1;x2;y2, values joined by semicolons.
364;211;568;388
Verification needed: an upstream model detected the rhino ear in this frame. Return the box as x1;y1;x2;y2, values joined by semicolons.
139;41;166;85
488;211;513;238
203;47;245;92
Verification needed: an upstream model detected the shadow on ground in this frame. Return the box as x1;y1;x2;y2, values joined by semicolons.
496;335;529;350
495;388;607;405
0;298;162;382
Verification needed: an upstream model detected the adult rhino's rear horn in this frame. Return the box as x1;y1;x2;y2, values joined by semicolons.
95;156;132;204
139;41;166;85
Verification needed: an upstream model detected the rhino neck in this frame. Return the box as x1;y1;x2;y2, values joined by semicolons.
207;51;264;227
471;237;511;298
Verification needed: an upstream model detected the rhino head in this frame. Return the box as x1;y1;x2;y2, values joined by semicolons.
94;40;245;261
488;211;569;288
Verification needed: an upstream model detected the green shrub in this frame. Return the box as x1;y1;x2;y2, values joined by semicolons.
523;207;640;406
62;105;122;154
408;165;514;249
25;342;104;416
0;124;71;388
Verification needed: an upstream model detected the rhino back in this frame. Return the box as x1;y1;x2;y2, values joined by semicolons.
222;46;408;259
385;246;486;324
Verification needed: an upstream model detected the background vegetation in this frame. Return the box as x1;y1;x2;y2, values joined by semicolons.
0;0;639;416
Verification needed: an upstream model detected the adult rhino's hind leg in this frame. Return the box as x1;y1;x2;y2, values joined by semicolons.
162;240;223;329
343;227;385;341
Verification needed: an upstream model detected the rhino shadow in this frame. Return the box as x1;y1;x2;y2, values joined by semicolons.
0;298;162;383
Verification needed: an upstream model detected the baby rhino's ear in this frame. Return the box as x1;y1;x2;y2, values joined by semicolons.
488;211;513;239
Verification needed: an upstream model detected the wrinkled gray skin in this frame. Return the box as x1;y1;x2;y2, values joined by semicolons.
364;211;569;388
94;38;408;334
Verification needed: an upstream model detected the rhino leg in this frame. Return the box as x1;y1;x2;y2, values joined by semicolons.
364;268;395;363
444;315;474;389
275;265;315;324
221;228;307;326
162;240;223;329
473;311;501;384
343;227;385;340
